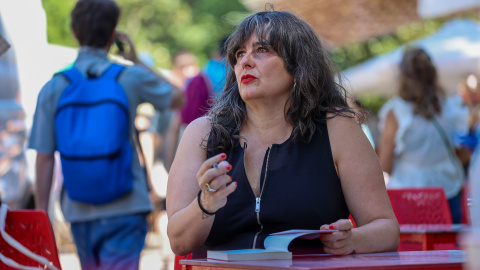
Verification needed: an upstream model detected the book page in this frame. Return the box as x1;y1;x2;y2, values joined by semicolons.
207;249;293;261
265;230;338;252
264;233;305;252
270;229;337;238
212;249;280;254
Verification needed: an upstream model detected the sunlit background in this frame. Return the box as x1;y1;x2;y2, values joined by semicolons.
1;0;479;269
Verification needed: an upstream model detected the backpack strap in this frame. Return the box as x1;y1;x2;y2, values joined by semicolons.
102;63;125;80
60;67;85;84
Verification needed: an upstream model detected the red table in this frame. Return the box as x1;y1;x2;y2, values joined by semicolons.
180;250;465;270
399;224;470;251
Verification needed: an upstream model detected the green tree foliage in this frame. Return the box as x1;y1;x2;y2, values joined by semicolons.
332;14;479;112
41;0;248;68
331;19;446;71
331;14;479;71
42;0;77;48
331;20;448;112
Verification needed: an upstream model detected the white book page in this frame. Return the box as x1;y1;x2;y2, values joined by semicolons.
264;230;337;252
210;249;279;254
264;234;303;252
270;230;338;238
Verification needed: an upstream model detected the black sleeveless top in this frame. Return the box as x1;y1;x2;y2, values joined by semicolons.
194;121;349;258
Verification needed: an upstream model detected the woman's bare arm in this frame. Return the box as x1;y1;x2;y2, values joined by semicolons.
166;117;237;255
325;114;399;255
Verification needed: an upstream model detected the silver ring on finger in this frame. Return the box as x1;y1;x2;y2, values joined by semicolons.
205;183;217;192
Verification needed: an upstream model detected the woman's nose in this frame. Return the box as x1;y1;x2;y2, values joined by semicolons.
239;51;254;69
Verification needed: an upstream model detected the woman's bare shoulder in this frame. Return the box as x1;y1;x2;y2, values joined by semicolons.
183;116;212;137
170;116;211;174
326;112;359;131
326;112;369;158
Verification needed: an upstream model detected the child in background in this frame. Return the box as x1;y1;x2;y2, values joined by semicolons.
458;74;480;270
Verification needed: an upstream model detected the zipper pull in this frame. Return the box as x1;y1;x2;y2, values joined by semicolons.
255;197;261;212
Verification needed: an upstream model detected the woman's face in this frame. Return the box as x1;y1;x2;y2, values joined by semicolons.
234;33;294;102
459;75;480;107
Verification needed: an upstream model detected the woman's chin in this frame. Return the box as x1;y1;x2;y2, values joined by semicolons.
239;90;261;101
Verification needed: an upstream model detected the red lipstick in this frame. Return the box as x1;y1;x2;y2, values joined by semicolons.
241;74;257;84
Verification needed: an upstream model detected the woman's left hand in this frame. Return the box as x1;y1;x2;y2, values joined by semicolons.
319;219;355;255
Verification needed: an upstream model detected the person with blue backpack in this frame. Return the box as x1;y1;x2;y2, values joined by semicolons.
28;0;184;269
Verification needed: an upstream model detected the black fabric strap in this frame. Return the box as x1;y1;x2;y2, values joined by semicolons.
197;190;218;216
431;118;464;180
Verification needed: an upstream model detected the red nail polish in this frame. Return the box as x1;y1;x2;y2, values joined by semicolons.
234;181;237;186
230;176;233;180
226;165;232;170
220;153;227;159
329;225;334;229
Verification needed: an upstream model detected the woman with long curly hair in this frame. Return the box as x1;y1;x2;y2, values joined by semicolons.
379;47;465;223
167;9;399;257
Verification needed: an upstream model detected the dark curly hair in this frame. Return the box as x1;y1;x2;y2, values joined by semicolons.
71;0;120;48
399;47;444;119
205;10;356;155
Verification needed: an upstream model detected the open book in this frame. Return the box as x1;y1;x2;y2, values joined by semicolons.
207;229;337;261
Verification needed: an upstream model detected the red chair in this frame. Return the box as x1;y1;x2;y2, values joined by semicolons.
174;254;192;270
0;207;62;270
387;187;452;224
387;187;459;251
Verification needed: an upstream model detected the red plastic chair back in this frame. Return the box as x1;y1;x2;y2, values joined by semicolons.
0;209;62;269
174;254;192;270
387;187;452;224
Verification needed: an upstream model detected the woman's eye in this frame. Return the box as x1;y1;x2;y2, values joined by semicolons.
257;47;268;53
236;51;245;59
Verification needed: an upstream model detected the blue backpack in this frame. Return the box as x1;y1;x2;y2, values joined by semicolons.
54;63;133;204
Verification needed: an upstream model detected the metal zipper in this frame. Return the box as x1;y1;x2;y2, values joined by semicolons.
244;144;272;249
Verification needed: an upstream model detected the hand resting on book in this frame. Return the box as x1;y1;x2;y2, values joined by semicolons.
319;219;355;255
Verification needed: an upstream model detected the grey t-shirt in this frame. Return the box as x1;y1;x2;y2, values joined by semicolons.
29;46;173;222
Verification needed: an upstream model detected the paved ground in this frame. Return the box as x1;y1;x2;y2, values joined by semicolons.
59;231;175;270
59;248;172;270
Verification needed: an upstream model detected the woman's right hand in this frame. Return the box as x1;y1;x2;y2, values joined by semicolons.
196;153;237;214
166;119;235;255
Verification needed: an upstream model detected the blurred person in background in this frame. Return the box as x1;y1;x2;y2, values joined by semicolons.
163;51;198;171
455;74;480;154
442;73;479;173
0;14;34;210
378;47;465;223
456;73;480;270
28;0;183;269
163;51;213;171
204;37;228;98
